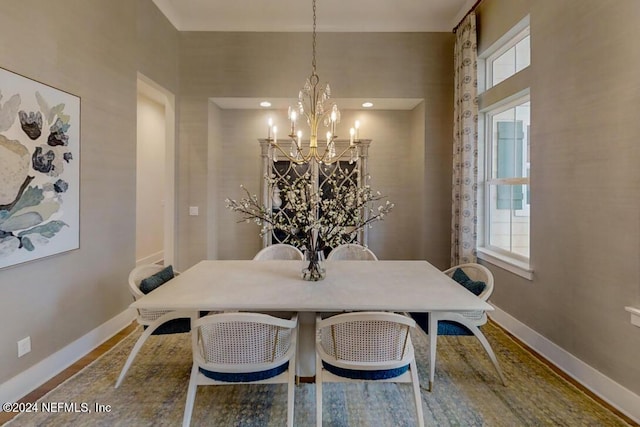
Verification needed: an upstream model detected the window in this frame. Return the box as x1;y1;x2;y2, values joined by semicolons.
486;28;530;88
478;17;532;279
484;97;530;257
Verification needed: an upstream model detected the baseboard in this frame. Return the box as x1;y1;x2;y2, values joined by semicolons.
0;309;135;405
136;250;164;267
490;305;640;424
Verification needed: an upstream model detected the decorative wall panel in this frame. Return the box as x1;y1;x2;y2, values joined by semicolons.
259;139;370;249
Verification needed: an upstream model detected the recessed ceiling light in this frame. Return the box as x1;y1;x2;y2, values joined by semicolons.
362;102;373;108
260;101;272;107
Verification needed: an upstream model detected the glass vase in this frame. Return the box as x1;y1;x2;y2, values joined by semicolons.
302;248;326;281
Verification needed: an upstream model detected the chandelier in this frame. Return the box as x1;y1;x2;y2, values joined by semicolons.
265;0;361;165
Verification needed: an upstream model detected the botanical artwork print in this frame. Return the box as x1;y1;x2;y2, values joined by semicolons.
0;67;80;269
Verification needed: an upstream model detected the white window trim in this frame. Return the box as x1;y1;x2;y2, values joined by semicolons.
477;247;533;280
480;88;530;119
477;16;532;280
479;92;532;280
478;15;530;93
485;27;530;90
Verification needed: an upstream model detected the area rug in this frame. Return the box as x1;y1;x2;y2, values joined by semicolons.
5;321;634;426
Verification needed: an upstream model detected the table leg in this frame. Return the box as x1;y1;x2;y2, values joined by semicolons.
296;311;316;378
428;313;438;391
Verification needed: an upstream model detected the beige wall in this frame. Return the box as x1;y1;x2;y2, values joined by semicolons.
477;0;640;396
361;109;426;260
136;0;180;94
0;0;179;386
179;32;455;269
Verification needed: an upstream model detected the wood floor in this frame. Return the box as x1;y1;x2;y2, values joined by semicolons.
0;322;137;426
0;320;636;426
497;327;638;426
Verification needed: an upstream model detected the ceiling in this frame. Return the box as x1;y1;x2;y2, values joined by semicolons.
152;0;475;32
150;0;475;110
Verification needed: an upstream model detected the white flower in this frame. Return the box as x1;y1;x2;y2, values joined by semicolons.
226;173;393;251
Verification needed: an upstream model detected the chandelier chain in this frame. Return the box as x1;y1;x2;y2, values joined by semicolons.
312;0;317;74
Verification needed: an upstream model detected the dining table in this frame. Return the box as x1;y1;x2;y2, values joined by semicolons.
130;259;493;387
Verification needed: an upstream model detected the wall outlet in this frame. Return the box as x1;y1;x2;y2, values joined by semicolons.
189;206;199;216
18;336;31;358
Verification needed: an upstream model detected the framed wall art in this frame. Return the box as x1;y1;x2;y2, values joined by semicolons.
0;67;80;269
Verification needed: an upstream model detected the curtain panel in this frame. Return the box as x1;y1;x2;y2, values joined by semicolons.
451;12;478;265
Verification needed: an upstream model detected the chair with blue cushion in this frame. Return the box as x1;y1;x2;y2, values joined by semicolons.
315;311;424;427
183;312;298;427
115;264;195;388
252;244;302;318
412;263;506;388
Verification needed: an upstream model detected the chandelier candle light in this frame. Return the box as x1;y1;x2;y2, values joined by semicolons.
265;0;361;165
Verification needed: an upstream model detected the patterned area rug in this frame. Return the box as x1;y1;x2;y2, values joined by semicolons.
6;321;634;426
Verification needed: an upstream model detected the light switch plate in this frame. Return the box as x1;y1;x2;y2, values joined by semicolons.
189;206;199;216
18;336;31;357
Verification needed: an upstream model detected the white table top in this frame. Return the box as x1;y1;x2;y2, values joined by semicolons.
131;260;493;313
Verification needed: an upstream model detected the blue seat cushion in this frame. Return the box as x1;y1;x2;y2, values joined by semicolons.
408;313;474;336
144;311;209;335
139;265;174;294
451;268;486;296
146;318;191;335
435;320;473;336
322;362;409;380
408;268;486;335
199;361;289;383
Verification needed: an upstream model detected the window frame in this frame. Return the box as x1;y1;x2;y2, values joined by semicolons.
477;16;533;280
478;15;530;94
485;27;530;90
480;94;531;271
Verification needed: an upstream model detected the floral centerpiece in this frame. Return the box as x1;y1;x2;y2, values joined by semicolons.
226;170;394;280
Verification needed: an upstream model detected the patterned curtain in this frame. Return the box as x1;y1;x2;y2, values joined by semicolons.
451;12;478;266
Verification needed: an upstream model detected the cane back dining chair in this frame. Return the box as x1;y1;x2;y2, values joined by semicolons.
315;311;424;427
115;264;194;388
183;312;298;427
252;243;303;318
253;243;304;260
326;243;378;261
413;263;506;389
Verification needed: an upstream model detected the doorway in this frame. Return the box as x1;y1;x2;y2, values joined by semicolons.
135;74;176;267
